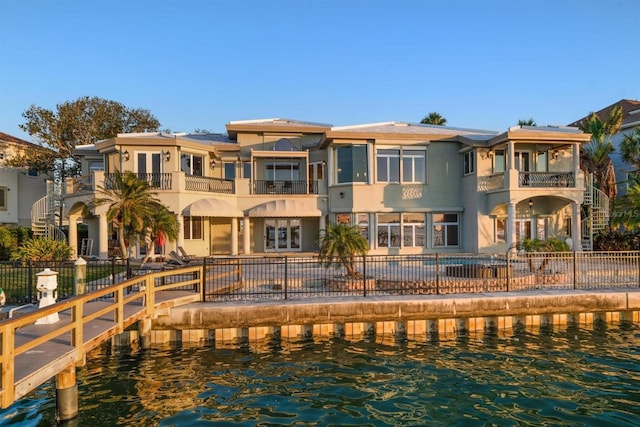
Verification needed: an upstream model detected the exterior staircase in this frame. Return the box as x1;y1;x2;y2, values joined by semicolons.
31;181;67;241
581;174;609;251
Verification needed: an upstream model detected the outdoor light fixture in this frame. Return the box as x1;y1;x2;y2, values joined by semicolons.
552;150;560;160
163;150;171;161
122;150;130;161
528;199;534;209
481;149;493;160
339;192;344;199
209;159;216;169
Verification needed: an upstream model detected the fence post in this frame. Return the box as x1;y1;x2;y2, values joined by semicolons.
363;255;367;297
201;257;207;301
74;257;87;295
573;251;577;290
126;258;131;279
28;259;33;303
435;253;440;295
111;258;116;285
284;256;288;300
506;251;510;292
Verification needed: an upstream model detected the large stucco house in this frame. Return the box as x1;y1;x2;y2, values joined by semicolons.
56;117;601;260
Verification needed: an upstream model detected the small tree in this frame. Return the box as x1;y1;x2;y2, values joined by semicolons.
10;238;72;263
317;223;369;278
420;112;447;126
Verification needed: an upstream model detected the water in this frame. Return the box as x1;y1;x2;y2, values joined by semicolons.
3;323;640;426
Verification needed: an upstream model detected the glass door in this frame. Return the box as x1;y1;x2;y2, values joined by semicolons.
265;219;301;251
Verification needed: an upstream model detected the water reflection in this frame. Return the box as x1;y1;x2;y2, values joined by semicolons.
2;323;639;426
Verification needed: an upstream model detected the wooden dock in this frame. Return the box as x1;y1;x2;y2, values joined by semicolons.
1;266;203;409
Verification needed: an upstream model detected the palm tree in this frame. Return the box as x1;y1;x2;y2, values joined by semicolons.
317;223;369;278
89;170;172;259
579;106;624;203
420;112;447;126
140;205;180;264
611;177;640;229
518;118;536;126
620;127;640;170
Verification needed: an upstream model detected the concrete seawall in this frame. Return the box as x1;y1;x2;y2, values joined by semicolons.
132;289;640;345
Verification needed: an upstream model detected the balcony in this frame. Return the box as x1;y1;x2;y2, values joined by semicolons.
104;173;173;190
185;175;235;194
253;180;318;195
518;172;574;188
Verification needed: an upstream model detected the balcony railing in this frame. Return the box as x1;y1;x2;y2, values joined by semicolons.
253;180;317;195
104;173;173;190
519;172;574;188
185;175;235;194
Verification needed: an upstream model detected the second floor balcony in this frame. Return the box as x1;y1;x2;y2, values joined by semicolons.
253;180;318;195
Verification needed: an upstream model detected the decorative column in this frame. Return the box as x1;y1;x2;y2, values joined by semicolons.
572;202;582;251
98;214;109;259
243;217;251;254
231;217;238;256
507;202;517;251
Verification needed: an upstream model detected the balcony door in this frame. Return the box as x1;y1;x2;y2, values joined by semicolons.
137;152;163;187
514;151;530;172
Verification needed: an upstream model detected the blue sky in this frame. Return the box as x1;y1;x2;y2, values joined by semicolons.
1;0;638;142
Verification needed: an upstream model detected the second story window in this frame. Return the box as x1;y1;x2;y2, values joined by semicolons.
336;145;368;184
224;162;236;179
377;149;400;182
493;149;505;174
463;151;475;175
402;149;426;183
181;154;204;176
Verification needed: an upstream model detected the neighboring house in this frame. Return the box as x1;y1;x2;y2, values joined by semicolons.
61;118;594;259
568;99;640;196
0;132;49;228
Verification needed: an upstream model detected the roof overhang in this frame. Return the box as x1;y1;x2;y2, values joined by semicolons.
182;198;243;217
248;199;322;217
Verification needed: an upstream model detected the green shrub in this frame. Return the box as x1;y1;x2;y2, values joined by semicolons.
594;229;640;251
10;238;72;262
518;237;570;252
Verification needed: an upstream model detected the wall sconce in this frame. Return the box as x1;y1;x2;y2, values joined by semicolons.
528;199;534;210
209;159;216;170
123;150;129;161
163;150;171;162
339;192;344;199
551;150;559;160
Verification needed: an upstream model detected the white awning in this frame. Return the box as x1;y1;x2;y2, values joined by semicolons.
182;198;243;217
248;199;322;217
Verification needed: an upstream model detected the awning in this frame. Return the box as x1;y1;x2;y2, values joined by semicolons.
248;199;322;217
182;198;243;217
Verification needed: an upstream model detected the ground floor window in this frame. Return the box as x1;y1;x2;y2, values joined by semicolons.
564;217;572;237
265;219;301;251
402;213;425;247
433;213;459;247
184;216;203;240
377;213;401;248
515;219;532;242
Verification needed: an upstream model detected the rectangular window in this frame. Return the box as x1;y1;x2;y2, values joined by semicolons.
224;162;236;179
564;217;572;237
184;216;203;240
536;151;548;172
336;145;368;184
402;149;426;183
493;149;505;173
377;213;401;248
376;148;400;182
242;162;252;179
181;154;204;176
336;213;351;224
357;213;369;242
403;213;426;247
0;187;7;210
463;151;475;175
496;218;506;242
433;213;459;247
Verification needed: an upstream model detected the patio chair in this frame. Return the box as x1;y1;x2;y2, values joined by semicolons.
178;246;196;260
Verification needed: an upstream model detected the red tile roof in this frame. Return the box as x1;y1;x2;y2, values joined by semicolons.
567;99;640;129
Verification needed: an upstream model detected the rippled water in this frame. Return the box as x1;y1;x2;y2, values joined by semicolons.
3;323;640;426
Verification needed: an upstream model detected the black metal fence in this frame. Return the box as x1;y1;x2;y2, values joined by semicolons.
201;252;640;302
0;259;132;305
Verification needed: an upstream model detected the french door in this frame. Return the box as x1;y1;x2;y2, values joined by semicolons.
265;219;301;251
